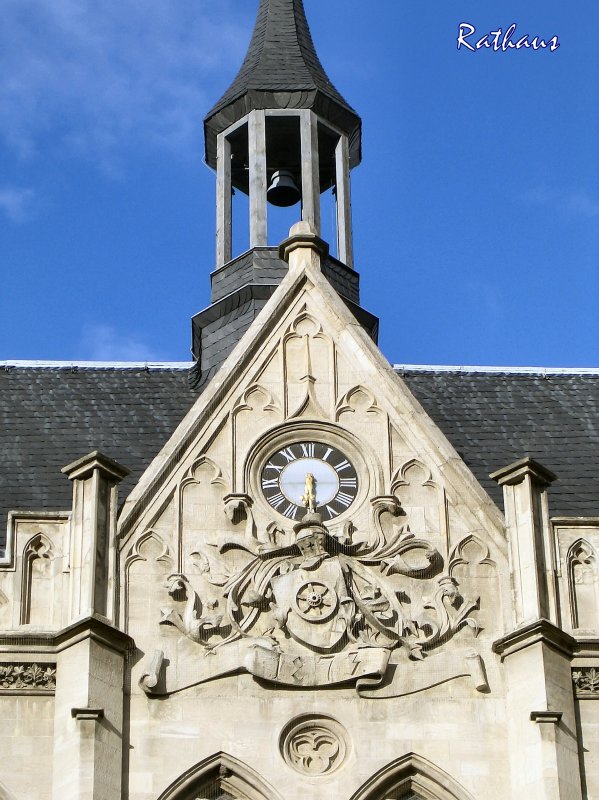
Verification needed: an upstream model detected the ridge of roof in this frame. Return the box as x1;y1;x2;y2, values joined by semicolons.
3;361;597;376
394;364;599;376
0;361;193;370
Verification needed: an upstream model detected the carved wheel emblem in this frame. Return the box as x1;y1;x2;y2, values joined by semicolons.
293;580;337;622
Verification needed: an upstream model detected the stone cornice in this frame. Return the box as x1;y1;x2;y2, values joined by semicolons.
493;619;577;660
0;616;134;656
572;639;599;658
490;457;557;488
62;451;130;482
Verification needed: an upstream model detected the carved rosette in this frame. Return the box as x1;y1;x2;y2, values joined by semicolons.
0;663;57;692
572;667;599;697
280;715;349;775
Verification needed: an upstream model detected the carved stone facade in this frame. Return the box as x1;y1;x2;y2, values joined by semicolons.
0;1;598;800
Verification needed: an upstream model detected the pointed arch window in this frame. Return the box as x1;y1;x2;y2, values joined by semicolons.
350;753;476;800
157;753;283;800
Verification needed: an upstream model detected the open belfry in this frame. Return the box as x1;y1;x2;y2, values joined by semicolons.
1;2;599;799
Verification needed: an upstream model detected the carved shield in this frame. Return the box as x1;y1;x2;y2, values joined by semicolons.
271;558;350;650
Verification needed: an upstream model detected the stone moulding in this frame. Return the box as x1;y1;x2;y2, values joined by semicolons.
572;667;599;698
0;662;56;693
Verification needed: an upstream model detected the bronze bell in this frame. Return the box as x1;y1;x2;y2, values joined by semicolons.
267;170;301;207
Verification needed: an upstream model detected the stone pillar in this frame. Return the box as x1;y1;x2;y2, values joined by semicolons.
490;457;558;626
51;618;132;800
492;457;582;800
62;451;129;624
494;622;581;800
53;453;132;800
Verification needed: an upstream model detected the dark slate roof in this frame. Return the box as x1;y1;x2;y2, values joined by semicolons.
0;366;198;547
204;0;361;169
1;364;597;549
401;368;599;518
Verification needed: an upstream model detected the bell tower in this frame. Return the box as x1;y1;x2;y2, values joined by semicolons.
192;0;377;385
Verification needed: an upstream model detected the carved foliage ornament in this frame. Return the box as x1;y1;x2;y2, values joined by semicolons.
0;663;56;692
572;667;599;697
148;477;484;697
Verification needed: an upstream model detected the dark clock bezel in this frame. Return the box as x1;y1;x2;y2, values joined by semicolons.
260;440;359;522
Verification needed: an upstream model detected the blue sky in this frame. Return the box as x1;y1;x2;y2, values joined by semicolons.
1;0;597;366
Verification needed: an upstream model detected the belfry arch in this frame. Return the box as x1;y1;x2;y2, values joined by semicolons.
350;753;477;800
156;753;284;800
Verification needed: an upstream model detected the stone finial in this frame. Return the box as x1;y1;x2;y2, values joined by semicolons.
278;221;329;273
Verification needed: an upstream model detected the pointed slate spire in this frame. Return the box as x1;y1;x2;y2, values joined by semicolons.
204;0;361;169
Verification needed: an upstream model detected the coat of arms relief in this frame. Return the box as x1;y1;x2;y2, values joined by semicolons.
141;472;489;698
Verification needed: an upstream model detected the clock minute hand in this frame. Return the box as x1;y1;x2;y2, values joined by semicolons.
301;473;317;513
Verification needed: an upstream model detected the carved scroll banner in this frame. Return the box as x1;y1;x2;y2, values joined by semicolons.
140;642;391;696
358;648;488;698
247;644;390;688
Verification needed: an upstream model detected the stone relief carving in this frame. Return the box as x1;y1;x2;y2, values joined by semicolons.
280;714;349;776
144;486;486;697
568;540;599;630
336;386;381;419
21;533;57;626
449;535;495;574
284;313;332;420
0;663;56;692
572;667;599;697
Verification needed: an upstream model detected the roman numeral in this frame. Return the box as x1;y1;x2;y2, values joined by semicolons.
262;477;279;489
268;492;285;509
300;443;315;458
265;462;284;473
325;505;336;519
322;447;333;462
282;503;298;520
334;459;351;473
279;447;297;463
336;492;354;508
340;477;357;488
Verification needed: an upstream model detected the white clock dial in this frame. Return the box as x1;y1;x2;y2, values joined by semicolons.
261;441;359;521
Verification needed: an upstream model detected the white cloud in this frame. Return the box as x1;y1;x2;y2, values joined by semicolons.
0;186;35;223
0;0;247;166
524;187;599;220
80;324;159;361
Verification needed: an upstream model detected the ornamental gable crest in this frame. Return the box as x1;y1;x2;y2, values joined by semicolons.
126;258;505;700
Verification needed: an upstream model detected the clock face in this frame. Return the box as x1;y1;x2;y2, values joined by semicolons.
261;441;359;521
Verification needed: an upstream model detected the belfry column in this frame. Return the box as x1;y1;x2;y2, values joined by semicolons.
249;110;267;247
335;134;354;268
492;458;582;800
300;110;321;233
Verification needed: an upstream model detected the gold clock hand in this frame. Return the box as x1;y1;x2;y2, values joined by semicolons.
301;473;316;513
